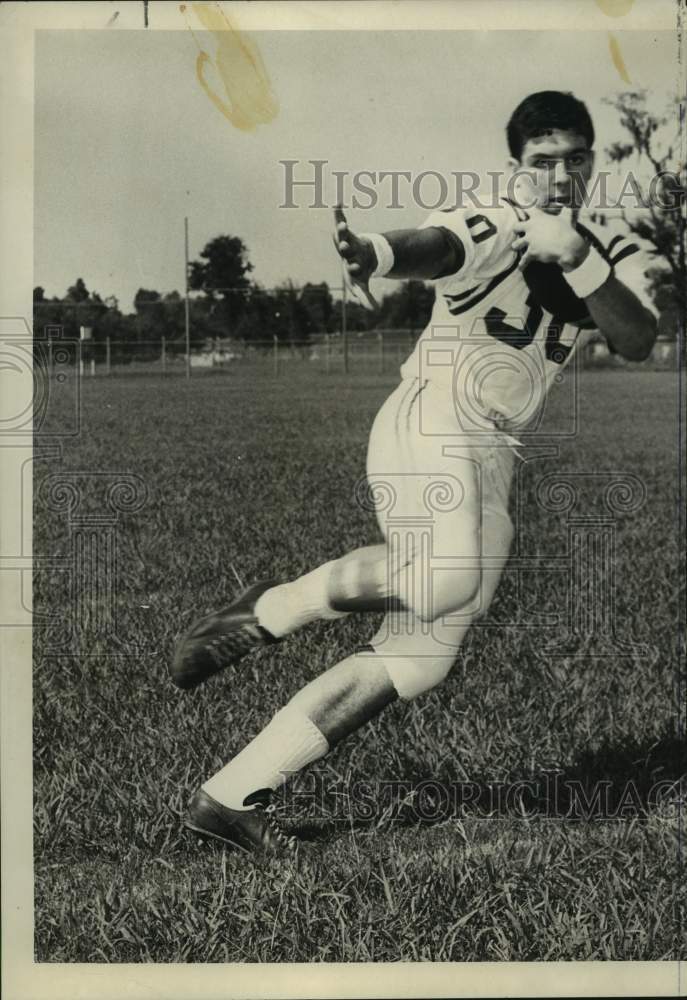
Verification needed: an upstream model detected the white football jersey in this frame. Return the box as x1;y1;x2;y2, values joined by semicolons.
399;198;657;431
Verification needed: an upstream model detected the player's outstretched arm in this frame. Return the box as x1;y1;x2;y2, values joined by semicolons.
334;207;460;288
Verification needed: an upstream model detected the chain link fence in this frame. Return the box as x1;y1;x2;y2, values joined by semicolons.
37;327;680;379
37;329;424;378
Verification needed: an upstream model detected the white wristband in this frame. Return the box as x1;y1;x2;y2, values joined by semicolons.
359;232;395;277
563;245;611;298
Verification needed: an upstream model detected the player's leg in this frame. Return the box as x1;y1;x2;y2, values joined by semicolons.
189;508;511;850
171;380;466;690
367;504;513;701
286;488;514;743
199;647;396;807
289;395;518;736
183;645;397;854
187;424;515;851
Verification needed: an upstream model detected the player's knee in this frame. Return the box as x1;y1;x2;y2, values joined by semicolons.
404;566;481;622
376;651;456;701
327;545;390;612
434;568;481;619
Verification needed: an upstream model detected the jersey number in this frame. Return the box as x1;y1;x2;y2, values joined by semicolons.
484;294;575;365
465;217;576;365
466;214;498;244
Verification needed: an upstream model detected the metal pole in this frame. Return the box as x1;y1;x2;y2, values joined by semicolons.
273;335;279;376
184;216;191;380
325;333;331;375
341;264;349;374
47;338;53;378
161;335;166;374
105;336;111;376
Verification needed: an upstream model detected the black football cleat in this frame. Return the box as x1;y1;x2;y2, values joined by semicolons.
171;580;280;690
184;788;297;856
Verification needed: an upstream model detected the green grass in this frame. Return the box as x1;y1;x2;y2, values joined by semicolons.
33;366;685;962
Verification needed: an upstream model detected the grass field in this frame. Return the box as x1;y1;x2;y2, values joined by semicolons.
33;364;685;962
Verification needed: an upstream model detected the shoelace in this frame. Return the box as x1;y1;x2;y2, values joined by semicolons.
205;628;259;668
262;803;297;852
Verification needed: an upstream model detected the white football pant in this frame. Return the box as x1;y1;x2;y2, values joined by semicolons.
364;377;516;700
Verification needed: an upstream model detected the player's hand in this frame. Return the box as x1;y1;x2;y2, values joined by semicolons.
332;206;379;309
511;206;589;272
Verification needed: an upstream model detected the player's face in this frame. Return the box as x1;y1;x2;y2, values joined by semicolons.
511;129;594;214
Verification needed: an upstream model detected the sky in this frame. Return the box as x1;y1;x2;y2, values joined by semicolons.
35;27;678;310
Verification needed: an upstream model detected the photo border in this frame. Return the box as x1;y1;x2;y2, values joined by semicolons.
1;1;683;997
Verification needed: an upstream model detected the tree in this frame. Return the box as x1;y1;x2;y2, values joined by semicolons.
273;281;314;342
160;291;187;345
36;279;101;339
33;291;67;341
188;235;253;336
133;288;167;345
300;282;334;333
603;91;686;336
232;286;276;343
66;277;90;303
376;280;435;333
134;288;161;311
96;300;129;358
331;295;374;334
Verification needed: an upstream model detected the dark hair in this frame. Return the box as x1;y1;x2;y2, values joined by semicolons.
507;91;595;160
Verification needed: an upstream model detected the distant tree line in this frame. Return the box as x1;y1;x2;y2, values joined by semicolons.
33;234;436;361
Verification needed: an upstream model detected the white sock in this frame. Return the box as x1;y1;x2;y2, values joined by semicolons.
254;560;348;638
201;705;330;810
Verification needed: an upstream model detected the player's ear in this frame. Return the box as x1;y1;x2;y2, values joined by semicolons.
506;156;520;175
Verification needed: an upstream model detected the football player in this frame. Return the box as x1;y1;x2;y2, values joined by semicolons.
172;91;658;855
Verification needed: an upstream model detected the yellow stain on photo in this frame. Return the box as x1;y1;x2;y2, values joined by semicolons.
182;1;279;131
